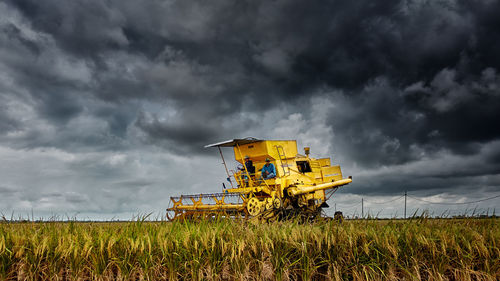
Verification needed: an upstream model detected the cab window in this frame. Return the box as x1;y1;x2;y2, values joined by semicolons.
296;161;312;173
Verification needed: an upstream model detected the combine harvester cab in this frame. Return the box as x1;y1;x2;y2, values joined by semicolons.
166;138;352;221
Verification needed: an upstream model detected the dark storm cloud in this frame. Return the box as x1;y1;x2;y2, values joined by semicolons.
330;66;500;169
8;0;129;57
351;141;500;196
1;0;500;202
6;1;499;123
405;68;500;145
134;111;220;154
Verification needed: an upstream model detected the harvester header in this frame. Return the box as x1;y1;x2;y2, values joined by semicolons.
167;137;352;221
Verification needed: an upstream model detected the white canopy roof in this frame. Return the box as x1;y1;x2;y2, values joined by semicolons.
204;137;262;148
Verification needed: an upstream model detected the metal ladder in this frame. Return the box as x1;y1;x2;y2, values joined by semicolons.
275;145;291;176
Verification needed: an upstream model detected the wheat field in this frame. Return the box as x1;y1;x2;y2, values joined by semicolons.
0;218;498;280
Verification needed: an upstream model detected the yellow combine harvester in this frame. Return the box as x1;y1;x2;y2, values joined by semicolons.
167;138;352;221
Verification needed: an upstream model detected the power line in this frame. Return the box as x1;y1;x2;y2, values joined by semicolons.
364;195;404;205
331;193;499;218
408;194;500;205
335;201;361;208
334;195;403;208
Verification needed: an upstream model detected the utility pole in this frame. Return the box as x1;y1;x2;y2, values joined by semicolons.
404;191;407;219
361;198;364;218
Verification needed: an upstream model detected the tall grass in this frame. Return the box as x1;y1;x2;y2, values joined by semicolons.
0;218;498;280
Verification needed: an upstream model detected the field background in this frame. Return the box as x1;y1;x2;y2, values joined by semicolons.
0;218;498;280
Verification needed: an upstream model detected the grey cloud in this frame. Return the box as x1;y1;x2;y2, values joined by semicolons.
64;192;89;204
111;180;155;188
0;106;20;133
0;185;18;196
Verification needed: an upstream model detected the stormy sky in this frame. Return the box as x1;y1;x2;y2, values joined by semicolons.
0;0;499;219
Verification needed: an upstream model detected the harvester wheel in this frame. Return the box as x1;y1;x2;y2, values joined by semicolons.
273;198;283;209
265;198;274;210
247;197;262;216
